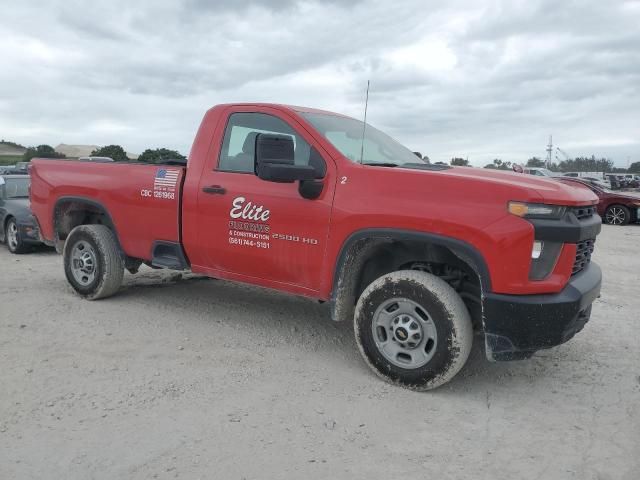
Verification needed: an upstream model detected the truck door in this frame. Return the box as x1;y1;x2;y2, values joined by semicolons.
194;109;335;294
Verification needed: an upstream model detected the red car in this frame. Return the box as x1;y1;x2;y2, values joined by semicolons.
29;103;602;390
559;177;640;225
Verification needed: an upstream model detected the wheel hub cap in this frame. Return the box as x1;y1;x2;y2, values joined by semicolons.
390;315;422;348
372;298;438;369
70;240;97;286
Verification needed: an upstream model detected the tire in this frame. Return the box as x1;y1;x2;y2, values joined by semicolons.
354;270;473;391
5;217;29;254
63;225;124;300
604;204;630;225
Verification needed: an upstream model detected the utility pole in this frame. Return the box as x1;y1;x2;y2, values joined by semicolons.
545;135;553;168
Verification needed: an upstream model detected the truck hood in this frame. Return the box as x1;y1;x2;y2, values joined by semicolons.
410;166;599;206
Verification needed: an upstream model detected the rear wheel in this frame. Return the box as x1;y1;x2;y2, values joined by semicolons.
354;270;473;390
5;218;28;254
604;205;630;225
63;225;124;300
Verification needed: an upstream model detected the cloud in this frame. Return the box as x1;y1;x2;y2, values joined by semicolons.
0;0;638;166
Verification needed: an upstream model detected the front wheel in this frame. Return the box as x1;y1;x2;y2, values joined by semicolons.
354;270;473;390
604;205;630;225
63;225;124;300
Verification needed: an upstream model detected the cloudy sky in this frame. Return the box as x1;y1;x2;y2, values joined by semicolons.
1;0;638;166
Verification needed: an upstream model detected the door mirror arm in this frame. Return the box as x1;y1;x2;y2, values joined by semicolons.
299;179;324;200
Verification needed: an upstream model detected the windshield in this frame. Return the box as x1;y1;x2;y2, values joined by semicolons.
3;177;30;198
300;112;426;166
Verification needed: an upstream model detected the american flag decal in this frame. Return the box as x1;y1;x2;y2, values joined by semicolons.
154;168;180;190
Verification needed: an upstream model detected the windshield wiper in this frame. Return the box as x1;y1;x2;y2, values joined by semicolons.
400;163;451;171
362;162;399;167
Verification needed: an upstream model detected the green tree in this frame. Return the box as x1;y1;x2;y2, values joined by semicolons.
558;155;613;173
628;161;640;173
484;158;511;170
526;157;545;168
450;157;469;166
137;148;186;164
90;145;129;162
22;145;66;161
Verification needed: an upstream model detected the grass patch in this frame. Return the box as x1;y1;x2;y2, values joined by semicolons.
0;155;24;165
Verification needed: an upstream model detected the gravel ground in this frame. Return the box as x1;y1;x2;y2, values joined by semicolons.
1;225;639;480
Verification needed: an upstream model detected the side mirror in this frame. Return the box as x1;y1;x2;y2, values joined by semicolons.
254;134;316;183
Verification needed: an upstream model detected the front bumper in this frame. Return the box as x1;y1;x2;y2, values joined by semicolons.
483;262;602;361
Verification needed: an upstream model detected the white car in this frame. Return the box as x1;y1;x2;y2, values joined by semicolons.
523;167;558;177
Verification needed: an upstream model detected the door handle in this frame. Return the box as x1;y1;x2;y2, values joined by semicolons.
202;185;226;195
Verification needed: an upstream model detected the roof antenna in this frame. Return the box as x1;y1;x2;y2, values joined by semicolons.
359;80;370;164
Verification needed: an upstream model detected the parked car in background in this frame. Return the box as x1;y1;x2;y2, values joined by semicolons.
606;174;639;189
581;176;611;189
0;174;42;253
523;167;558;177
78;156;115;163
623;174;640;183
621;174;640;188
559;177;640;225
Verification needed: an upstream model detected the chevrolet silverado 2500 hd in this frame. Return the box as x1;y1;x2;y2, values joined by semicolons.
29;103;602;390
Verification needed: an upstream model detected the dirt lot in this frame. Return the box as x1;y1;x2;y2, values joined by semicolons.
1;225;638;480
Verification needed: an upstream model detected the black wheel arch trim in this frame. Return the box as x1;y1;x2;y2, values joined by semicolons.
333;228;492;290
53;196;123;251
328;228;492;321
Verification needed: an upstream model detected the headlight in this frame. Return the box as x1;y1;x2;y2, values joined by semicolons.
508;202;566;219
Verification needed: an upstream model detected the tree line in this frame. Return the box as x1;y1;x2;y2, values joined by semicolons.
87;145;186;163
17;144;186;164
446;156;639;173
5;140;639;173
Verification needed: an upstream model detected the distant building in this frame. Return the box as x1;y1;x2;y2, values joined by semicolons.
55;144;99;158
0;141;26;156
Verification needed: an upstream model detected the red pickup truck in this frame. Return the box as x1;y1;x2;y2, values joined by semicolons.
30;103;602;390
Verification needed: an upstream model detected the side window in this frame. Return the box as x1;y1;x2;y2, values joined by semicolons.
217;112;312;173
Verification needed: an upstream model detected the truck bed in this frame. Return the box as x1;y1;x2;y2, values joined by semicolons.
30;159;185;262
